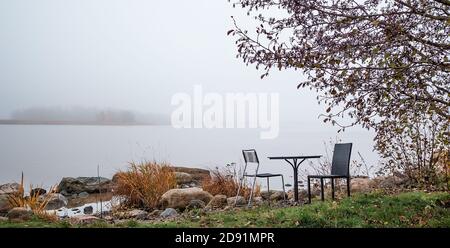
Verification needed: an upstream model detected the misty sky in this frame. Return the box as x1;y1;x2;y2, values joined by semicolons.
0;0;367;130
0;0;384;184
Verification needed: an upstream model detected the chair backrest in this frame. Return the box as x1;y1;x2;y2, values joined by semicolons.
242;149;259;164
331;143;352;177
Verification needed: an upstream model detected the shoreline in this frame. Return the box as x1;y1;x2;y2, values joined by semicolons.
0;119;168;126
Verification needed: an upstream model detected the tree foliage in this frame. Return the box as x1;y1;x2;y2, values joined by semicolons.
229;0;449;186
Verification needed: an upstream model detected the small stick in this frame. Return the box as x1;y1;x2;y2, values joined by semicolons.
97;164;103;219
357;151;370;177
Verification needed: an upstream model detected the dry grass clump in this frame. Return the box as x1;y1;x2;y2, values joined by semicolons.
114;161;177;210
7;173;58;221
202;164;260;199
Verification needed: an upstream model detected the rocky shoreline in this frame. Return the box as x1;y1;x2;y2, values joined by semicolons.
0;167;411;224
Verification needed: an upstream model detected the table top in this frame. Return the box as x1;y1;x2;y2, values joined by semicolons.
268;155;322;160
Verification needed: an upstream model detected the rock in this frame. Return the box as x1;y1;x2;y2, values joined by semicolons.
227;196;247;206
0;194;12;213
350;178;374;193
42;193;68;210
160;208;178;218
126;209;148;220
149;209;162;217
172;167;211;183
7;207;33;221
0;216;7;222
175;172;193;185
376;176;405;189
261;190;287;201
302;187;322;198
298;189;309;199
186;200;205;210
260;191;274;200
253;197;264;205
111;172;122;184
78;192;89;198
206;194;227;209
269;191;287;201
83;206;93;215
70;215;100;225
0;183;20;195
159;187;213;210
30;188;47;197
57;177;113;195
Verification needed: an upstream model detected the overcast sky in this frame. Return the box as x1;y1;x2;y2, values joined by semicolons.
0;0;366;130
0;0;384;183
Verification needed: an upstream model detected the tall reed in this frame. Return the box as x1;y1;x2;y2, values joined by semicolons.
114;161;177;210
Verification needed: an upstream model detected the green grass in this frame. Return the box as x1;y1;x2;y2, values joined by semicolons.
1;191;449;228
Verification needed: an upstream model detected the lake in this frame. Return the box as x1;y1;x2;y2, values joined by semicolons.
0;124;379;190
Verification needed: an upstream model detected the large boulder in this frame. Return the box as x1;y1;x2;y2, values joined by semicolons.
206;194;228;209
175;172;194;185
0;183;20;214
7;207;33;221
159;187;213;210
42;193;68;210
0;183;20;195
172;167;210;183
0;194;12;213
57;177;113;195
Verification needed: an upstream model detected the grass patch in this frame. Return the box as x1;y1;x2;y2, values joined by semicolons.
1;191;448;228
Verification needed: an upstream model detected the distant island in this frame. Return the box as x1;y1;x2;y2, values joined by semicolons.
0;106;170;126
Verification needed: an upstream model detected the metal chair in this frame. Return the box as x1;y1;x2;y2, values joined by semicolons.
307;143;352;203
236;149;286;207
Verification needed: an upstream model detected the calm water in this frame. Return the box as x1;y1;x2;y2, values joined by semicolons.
0;124;379;190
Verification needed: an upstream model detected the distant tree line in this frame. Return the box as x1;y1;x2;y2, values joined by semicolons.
10;107;169;125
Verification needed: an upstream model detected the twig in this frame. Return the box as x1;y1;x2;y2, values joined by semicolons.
357;151;370;177
97;164;103;219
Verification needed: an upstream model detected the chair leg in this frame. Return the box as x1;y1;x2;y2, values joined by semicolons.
331;178;335;201
247;163;260;207
347;177;351;197
267;177;271;206
235;163;247;206
307;176;311;204
320;178;324;201
248;176;257;207
281;176;286;201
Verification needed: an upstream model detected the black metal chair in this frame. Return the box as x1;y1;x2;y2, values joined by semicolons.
236;149;286;207
307;143;352;203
